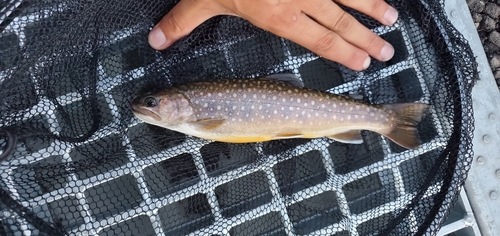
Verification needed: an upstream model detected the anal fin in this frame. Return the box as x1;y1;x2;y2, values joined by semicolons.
327;131;363;144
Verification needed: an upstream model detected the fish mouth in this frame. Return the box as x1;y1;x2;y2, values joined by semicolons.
131;104;162;121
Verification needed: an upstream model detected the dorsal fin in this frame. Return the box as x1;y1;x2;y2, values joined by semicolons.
264;73;304;87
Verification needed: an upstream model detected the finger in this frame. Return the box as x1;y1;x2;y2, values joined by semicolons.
148;0;226;50
302;0;394;62
280;13;370;71
335;0;398;26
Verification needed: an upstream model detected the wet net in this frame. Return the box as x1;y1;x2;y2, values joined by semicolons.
0;0;478;235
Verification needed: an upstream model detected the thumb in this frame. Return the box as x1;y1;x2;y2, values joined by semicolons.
149;0;223;50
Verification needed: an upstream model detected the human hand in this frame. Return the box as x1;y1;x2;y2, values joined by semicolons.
148;0;398;71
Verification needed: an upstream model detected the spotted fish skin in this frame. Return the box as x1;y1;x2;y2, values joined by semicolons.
131;78;429;149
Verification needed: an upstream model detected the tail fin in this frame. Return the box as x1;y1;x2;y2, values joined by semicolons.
381;103;430;149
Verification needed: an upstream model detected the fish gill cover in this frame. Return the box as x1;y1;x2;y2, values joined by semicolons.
0;0;477;235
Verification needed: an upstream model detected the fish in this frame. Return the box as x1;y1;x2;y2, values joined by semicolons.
131;74;429;149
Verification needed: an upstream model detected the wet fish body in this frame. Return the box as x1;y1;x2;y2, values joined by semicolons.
131;76;429;149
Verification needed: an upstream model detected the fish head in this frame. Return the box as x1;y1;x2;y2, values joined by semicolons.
131;90;194;127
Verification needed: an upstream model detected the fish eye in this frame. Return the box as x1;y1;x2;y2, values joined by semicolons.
143;97;157;107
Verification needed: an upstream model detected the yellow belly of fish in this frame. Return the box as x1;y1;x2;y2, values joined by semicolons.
209;135;276;143
194;130;329;143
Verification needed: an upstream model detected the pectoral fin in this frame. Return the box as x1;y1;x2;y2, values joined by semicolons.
327;131;363;144
188;118;226;130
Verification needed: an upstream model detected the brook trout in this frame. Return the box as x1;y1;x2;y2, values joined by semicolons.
131;75;429;149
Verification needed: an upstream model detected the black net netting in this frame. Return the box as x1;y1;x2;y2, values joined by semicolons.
0;0;478;235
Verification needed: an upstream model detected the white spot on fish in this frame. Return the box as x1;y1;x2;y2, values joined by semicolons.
354;115;359;119
311;101;315;105
290;98;294;102
356;105;360;110
297;98;301;103
304;103;308;107
262;94;267;99
321;104;326;109
349;107;353;112
259;105;263;110
232;118;236;121
261;115;265;119
274;110;278;114
207;92;212;97
304;94;309;98
251;118;254;121
333;115;337;120
333;104;337;108
203;103;208;108
285;116;289;120
243;94;247;99
295;114;299;117
226;89;230;93
217;106;221;110
246;114;249;117
340;117;344;121
241;107;245;111
239;118;242;122
289;107;294;111
218;93;223;97
251;105;255;109
301;111;305;115
232;106;237;110
315;113;319;117
253;94;257;99
307;114;311;118
347;115;351;120
282;98;286;102
288;90;292;94
369;112;375;116
233;94;237;98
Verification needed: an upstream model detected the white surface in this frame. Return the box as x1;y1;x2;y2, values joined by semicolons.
443;0;500;235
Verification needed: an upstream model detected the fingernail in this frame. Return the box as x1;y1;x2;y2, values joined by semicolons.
362;57;371;70
380;43;394;61
383;7;398;25
148;26;169;50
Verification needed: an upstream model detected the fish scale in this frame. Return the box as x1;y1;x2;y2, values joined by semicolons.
181;79;393;134
131;75;429;149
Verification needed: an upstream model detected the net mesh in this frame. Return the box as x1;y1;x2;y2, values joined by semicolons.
0;0;477;235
